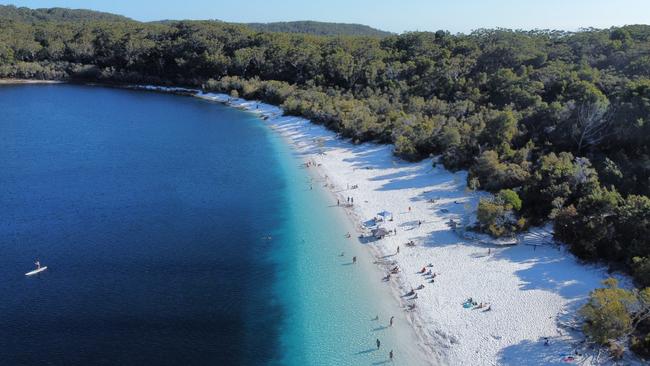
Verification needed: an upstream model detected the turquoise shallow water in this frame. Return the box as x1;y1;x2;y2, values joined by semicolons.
265;115;427;366
0;84;427;365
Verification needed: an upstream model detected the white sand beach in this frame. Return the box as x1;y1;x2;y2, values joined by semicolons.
139;86;627;365
0;78;63;85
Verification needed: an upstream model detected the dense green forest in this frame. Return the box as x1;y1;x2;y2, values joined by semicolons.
0;5;391;37
1;5;649;357
0;5;131;22
244;21;391;37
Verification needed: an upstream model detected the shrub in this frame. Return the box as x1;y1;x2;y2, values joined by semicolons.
581;279;650;358
499;189;522;211
476;194;523;237
633;257;650;288
581;278;635;345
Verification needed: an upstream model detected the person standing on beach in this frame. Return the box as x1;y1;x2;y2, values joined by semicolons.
376;338;381;349
389;316;394;327
337;199;340;206
397;246;400;254
389;350;393;360
352;256;357;264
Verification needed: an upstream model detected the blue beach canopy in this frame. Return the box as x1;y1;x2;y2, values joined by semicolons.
377;211;392;218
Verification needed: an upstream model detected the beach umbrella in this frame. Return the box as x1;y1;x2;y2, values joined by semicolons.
372;227;390;239
377;210;393;219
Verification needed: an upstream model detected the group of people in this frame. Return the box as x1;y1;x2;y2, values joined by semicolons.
462;297;491;311
418;263;438;283
336;195;356;207
382;264;400;282
372;317;395;361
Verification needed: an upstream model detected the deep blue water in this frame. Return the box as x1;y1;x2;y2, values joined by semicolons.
0;84;427;366
0;85;288;365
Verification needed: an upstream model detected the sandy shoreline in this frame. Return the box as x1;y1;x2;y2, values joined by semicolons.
279;125;437;365
7;82;630;364
0;78;64;85
187;89;621;365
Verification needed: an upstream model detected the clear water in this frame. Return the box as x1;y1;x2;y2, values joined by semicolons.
0;85;428;365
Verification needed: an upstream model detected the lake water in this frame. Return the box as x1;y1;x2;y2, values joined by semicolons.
0;85;428;365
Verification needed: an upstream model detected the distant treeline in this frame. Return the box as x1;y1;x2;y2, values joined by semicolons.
1;5;650;356
244;21;392;37
0;5;132;23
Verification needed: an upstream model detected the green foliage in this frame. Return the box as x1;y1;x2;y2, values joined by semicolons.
499;189;522;211
525;153;599;220
476;192;524;237
394;135;419;161
554;186;622;260
468;150;529;191
633;257;650;288
581;278;636;345
555;191;650;286
481;110;518;150
244;21;392;37
581;279;650;358
0;5;132;22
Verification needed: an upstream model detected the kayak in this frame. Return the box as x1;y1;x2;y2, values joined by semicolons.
25;266;48;276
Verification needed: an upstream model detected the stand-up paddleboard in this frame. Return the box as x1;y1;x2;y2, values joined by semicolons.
25;266;47;276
